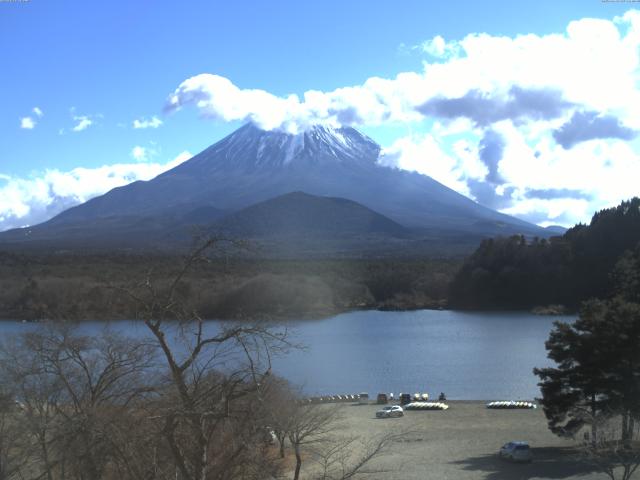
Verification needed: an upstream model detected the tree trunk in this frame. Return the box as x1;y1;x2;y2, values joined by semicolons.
0;450;5;480
591;393;597;446
197;420;208;480
626;414;635;447
40;430;54;480
622;411;630;446
293;443;302;480
279;436;286;459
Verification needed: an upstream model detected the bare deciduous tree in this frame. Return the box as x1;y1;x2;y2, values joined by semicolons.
0;325;158;480
121;238;291;480
0;389;30;480
581;414;640;480
0;238;406;480
310;430;404;480
287;403;342;480
279;398;409;480
0;336;64;480
258;376;298;459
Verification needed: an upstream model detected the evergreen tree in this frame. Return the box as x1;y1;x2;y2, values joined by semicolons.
534;297;640;445
451;197;640;310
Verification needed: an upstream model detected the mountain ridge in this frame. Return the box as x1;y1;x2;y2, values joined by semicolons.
0;123;553;255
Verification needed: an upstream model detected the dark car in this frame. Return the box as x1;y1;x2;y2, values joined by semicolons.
499;441;533;463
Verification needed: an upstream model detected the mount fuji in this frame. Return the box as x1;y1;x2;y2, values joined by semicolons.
0;123;550;254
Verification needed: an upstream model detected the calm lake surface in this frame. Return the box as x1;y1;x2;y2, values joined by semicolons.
0;309;574;400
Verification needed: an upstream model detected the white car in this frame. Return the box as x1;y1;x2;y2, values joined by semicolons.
376;405;404;418
499;441;533;463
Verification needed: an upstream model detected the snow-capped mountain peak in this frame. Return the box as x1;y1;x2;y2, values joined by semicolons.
29;122;546;243
185;123;381;171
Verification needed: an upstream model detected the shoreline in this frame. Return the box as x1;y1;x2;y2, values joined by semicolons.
0;305;578;323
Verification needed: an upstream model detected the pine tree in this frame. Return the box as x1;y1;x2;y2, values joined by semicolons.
535;298;640;441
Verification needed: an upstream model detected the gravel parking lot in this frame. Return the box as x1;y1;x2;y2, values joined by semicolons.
329;401;611;480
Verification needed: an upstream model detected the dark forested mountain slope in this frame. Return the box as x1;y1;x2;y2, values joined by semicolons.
449;198;640;309
215;191;409;238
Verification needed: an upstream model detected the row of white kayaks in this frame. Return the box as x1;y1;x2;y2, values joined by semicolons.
303;394;361;403
486;401;537;409
404;402;449;410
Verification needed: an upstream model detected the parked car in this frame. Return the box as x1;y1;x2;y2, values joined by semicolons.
499;441;533;463
376;405;404;418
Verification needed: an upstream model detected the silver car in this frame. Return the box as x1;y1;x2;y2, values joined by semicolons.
499;441;533;463
376;405;404;418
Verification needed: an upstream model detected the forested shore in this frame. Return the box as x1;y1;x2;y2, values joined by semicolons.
0;253;457;321
3;198;639;322
450;198;640;311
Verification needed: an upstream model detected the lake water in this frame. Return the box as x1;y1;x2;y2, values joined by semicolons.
0;309;574;400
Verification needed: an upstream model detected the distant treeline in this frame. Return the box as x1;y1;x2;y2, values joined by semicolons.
449;197;640;310
0;252;460;321
8;199;638;319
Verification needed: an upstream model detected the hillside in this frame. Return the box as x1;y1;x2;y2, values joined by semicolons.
216;191;409;237
449;198;640;310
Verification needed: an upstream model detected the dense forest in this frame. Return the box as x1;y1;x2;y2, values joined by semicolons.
0;252;459;321
4;197;639;320
449;198;640;310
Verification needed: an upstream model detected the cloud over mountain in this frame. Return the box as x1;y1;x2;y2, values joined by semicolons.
0;152;192;231
164;73;417;133
166;12;640;136
162;10;640;227
6;10;640;231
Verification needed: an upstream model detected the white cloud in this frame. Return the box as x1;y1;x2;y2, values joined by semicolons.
131;144;160;162
72;115;93;132
133;116;163;129
0;151;193;232
20;117;35;129
131;146;148;161
379;134;475;196
494;121;640;209
381;121;640;226
19;107;43;130
165;72;424;133
166;11;640;135
163;10;640;227
502;198;593;226
419;35;461;59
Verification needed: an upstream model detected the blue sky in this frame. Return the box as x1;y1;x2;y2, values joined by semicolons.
1;0;639;230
